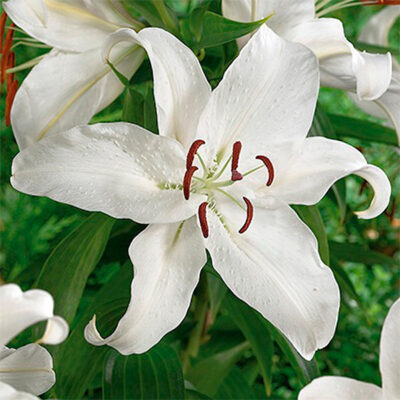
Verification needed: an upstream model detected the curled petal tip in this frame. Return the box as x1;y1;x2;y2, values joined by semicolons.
84;315;105;346
354;164;391;219
102;28;139;64
39;316;69;345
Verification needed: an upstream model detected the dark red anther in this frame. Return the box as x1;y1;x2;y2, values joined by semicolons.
0;12;7;52
231;141;243;181
183;166;198;200
198;202;209;238
256;155;275;186
186;139;205;169
5;79;18;126
239;197;253;234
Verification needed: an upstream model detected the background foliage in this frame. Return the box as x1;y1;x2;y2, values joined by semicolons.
0;1;399;399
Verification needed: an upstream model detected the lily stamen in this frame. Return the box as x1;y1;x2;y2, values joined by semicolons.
256;155;275;186
231;141;243;181
186;139;205;169
239;197;254;234
183;166;198;200
198;202;209;238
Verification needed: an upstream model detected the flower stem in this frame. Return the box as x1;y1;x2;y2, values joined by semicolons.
182;273;209;373
151;0;179;35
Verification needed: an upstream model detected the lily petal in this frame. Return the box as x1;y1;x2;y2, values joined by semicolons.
298;376;383;400
197;25;319;165
85;218;206;354
0;284;68;347
352;70;400;142
359;6;400;48
11;44;144;150
39;316;69;345
222;0;315;48
102;27;211;149
205;201;340;360
380;298;400;400
265;137;391;219
286;18;392;101
0;382;39;400
11;123;201;224
3;0;123;52
0;344;54;395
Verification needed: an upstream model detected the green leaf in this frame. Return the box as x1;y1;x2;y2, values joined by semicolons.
193;12;270;50
103;344;185;399
122;87;144;125
355;41;400;56
107;59;130;86
53;263;132;399
207;271;228;323
215;367;257;399
127;1;164;27
328;114;398;146
264;321;319;385
34;213;114;324
185;389;212;399
293;205;329;265
224;295;273;396
189;0;212;41
310;105;347;221
186;341;250;397
329;257;367;318
329;241;396;267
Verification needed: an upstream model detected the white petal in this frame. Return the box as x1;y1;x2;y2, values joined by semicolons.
286;18;392;101
38;316;69;345
222;0;315;38
85;218;206;354
0;381;39;400
11;44;145;150
196;24;319;166
11;123;202;224
0;344;55;395
298;376;383;400
205;202;340;360
380;298;400;400
359;6;400;48
102;27;211;149
3;0;124;51
265;137;391;220
0;284;53;347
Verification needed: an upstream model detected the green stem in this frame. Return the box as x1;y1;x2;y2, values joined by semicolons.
152;0;179;35
182;274;209;373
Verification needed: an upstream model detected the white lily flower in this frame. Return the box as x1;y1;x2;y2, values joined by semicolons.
222;0;394;127
299;297;400;400
0;283;69;396
350;6;400;140
10;26;391;360
3;0;145;150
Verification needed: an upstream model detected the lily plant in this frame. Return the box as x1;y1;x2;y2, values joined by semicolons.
2;0;145;150
350;5;400;139
0;283;69;399
222;0;399;142
299;297;400;400
11;25;391;360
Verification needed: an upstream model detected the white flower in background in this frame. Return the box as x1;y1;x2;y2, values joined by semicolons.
299;297;400;400
2;0;145;150
222;0;397;140
10;26;391;360
350;6;400;140
0;284;69;399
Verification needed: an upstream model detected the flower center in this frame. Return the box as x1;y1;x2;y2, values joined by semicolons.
183;140;275;238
